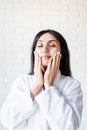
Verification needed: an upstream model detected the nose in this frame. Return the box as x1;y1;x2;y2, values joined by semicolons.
42;45;49;53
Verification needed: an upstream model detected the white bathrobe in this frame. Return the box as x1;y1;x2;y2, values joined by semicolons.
0;71;83;130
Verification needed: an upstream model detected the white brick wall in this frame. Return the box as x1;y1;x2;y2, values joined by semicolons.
0;0;87;130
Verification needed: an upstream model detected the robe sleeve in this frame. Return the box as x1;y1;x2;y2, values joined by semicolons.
35;78;83;130
0;75;37;130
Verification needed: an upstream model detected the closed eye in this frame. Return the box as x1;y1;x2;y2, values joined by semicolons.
37;45;43;47
49;44;56;47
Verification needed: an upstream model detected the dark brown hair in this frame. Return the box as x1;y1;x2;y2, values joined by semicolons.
29;29;72;77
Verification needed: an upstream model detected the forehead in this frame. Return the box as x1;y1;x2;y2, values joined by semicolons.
38;33;58;42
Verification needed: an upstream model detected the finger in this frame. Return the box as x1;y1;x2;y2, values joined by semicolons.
52;52;61;71
52;53;56;69
47;57;53;71
34;52;39;71
34;52;38;69
55;52;61;69
38;56;42;68
51;51;60;69
57;51;62;60
41;65;45;73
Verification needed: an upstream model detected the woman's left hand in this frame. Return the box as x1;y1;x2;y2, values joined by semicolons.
44;52;61;88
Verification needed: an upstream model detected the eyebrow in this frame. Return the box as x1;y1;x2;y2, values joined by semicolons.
38;40;57;43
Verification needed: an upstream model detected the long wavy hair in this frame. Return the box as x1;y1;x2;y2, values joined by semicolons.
29;29;72;77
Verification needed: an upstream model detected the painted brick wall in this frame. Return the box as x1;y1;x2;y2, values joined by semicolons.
0;0;87;130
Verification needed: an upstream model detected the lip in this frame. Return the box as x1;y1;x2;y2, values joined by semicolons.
42;54;51;57
41;56;51;59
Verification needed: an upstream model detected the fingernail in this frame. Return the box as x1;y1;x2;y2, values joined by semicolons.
57;51;60;55
60;54;62;58
34;51;38;55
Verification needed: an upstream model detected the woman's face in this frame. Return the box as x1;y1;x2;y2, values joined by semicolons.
35;33;61;66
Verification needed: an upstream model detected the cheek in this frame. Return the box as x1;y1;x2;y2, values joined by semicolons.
50;48;59;56
35;48;41;55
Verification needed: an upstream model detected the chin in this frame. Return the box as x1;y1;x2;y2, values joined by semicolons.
42;61;48;67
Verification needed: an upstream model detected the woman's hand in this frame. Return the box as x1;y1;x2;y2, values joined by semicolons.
44;52;61;88
30;52;44;100
34;52;44;87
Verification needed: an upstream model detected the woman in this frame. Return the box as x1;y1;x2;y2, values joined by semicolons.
0;29;83;130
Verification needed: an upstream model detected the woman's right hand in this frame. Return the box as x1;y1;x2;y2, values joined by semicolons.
30;52;44;100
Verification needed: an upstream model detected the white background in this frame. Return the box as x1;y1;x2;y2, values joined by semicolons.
0;0;87;130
